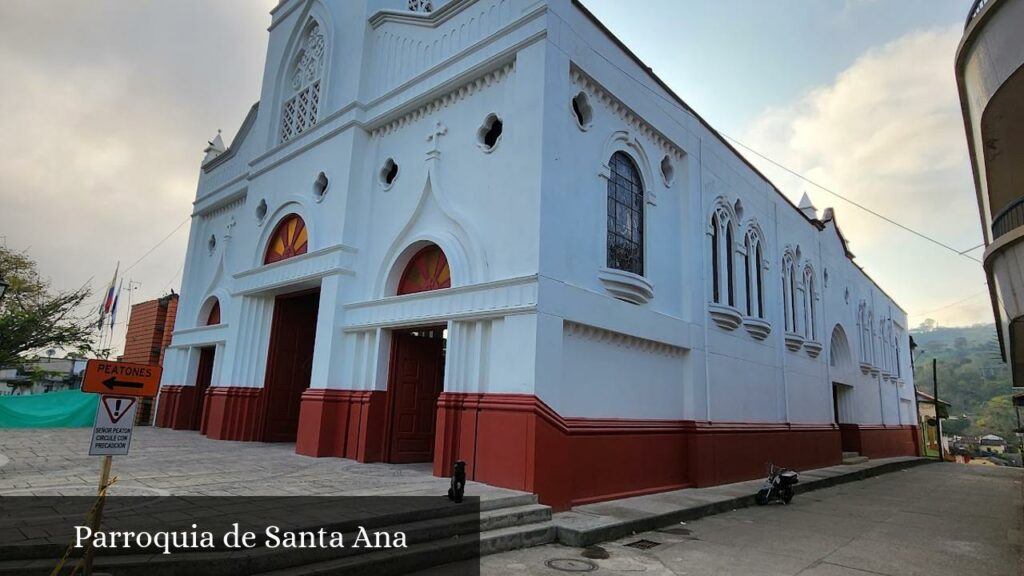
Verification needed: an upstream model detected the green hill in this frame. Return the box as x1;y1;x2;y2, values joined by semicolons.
910;322;1017;442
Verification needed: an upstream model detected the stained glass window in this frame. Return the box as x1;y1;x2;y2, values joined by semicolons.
206;300;221;325
264;214;309;265
606;152;644;276
398;245;451;295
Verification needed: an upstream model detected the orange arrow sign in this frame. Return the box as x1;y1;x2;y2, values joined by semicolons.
82;359;161;398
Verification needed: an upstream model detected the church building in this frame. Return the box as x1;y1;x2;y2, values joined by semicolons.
157;0;919;509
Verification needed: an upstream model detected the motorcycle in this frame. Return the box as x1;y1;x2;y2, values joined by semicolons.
755;463;799;505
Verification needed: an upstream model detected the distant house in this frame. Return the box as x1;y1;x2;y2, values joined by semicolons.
979;434;1007;455
916;389;950;457
0;357;88;396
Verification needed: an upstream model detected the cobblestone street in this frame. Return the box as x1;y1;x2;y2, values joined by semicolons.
0;427;490;498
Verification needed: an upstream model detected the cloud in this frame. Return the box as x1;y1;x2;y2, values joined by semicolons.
740;25;987;327
0;0;274;354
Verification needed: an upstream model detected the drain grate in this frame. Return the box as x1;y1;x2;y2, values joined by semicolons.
625;538;661;550
545;558;598;572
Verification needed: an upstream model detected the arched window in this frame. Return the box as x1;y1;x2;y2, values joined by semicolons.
803;266;816;341
709;205;735;306
782;252;797;332
264;214;309;265
743;228;765;318
280;19;326;143
206;300;221;326
606;152;644;276
398;245;451;295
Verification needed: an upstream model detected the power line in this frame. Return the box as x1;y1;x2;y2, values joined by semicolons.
723;136;983;264
566;29;984;265
122;216;190;274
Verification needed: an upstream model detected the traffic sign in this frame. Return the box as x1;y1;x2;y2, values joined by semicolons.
82;359;162;397
89;395;138;456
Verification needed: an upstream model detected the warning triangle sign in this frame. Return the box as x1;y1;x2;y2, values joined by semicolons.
102;396;137;424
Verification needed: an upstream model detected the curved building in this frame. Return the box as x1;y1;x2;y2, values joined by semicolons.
957;0;1024;386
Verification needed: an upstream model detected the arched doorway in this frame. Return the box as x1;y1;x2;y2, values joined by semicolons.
191;299;221;431
830;324;857;453
385;244;451;463
261;214;320;443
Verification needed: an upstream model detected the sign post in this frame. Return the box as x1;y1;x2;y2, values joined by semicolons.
80;359;161;575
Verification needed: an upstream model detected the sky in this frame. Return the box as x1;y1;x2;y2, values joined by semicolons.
0;0;987;356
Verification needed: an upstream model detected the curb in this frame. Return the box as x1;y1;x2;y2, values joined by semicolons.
555;458;936;547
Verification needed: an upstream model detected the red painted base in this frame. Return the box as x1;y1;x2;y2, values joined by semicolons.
202;387;262;441
295;389;387;462
839;423;920;458
434;393;854;510
154;385;196;430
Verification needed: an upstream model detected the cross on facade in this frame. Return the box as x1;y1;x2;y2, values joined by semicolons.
426;120;447;157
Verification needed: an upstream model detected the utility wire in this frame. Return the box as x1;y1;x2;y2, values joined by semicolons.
723;136;982;265
565;28;984;265
122;216;190;274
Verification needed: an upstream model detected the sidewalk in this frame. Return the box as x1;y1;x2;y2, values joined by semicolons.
554;456;933;546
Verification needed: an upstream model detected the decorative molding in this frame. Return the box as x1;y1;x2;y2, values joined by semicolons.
564;321;685;358
344;274;538;330
860;361;873;375
804;340;823;358
232;244;357;295
708;303;742;331
784;331;805;352
598;267;654;305
742;316;772;340
369;61;515;138
571;66;685;161
167;324;229;349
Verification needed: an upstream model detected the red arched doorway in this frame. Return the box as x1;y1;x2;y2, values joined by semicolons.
385;244;451;463
261;214;320;442
191;299;221;431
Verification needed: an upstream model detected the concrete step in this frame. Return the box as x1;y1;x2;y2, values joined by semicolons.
0;503;553;576
842;456;870;465
842;451;861;459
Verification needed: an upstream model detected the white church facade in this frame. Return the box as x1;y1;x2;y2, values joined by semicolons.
157;0;918;509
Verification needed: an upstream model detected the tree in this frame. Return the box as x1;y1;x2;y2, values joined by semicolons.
970;395;1017;441
0;246;95;368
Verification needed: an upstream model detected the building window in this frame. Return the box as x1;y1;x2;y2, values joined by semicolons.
398;245;451;295
709;206;735;306
280;20;326;143
803;266;816;340
206;300;221;326
743;228;765;318
606;152;644;276
783;253;797;332
264;214;309;265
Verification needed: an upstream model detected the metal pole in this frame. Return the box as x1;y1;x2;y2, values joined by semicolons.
83;455;112;575
933;358;944;461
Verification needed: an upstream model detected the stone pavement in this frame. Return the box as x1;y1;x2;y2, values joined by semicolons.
417;463;1023;576
0;427;512;498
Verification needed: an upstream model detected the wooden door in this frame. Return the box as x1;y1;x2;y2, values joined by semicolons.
191;347;215;430
262;290;320;442
387;333;445;463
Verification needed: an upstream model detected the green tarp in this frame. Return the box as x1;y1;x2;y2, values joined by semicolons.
0;390;98;428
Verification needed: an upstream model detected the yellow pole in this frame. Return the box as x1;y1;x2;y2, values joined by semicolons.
83;455;112;576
